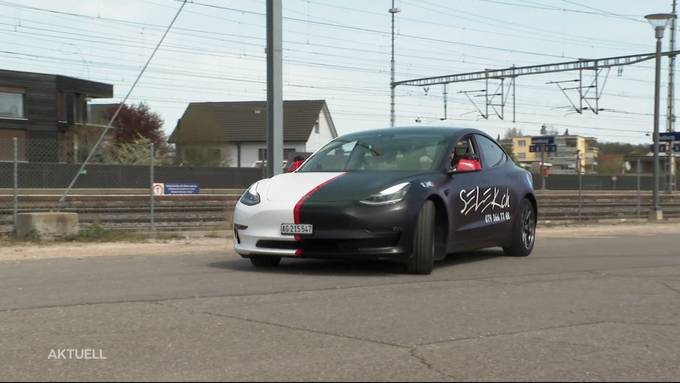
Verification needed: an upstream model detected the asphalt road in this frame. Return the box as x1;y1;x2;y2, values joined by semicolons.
1;229;680;381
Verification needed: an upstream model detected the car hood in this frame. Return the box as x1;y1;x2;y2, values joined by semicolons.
263;172;344;202
262;171;441;203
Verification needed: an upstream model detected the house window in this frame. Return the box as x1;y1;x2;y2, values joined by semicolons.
261;148;297;161
517;140;526;148
57;91;66;122
314;120;320;134
73;93;86;123
0;87;25;119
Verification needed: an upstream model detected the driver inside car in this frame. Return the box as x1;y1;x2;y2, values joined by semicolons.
450;138;481;172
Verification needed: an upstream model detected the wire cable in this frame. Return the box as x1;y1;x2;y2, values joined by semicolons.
58;0;188;207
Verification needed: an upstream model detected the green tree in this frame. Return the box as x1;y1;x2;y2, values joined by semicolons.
101;134;174;166
103;103;165;145
503;127;524;139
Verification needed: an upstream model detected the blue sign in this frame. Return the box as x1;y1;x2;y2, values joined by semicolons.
529;144;557;153
531;136;555;145
660;132;680;141
652;144;680;152
164;183;200;195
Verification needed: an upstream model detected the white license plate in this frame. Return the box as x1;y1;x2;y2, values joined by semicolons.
281;223;313;235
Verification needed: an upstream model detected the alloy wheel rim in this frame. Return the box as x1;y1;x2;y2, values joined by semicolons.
522;206;535;249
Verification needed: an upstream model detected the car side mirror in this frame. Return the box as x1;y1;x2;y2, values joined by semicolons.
451;158;482;174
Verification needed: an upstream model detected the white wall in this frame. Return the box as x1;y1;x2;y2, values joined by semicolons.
196;107;336;167
237;142;306;167
305;107;336;152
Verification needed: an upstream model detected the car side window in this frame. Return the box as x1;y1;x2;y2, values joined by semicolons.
305;141;355;171
449;136;479;170
475;134;507;169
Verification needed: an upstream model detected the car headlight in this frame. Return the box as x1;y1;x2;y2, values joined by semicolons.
359;182;411;206
240;182;261;206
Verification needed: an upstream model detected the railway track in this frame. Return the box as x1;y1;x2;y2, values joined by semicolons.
1;191;679;234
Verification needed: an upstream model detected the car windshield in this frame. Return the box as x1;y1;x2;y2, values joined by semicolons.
298;133;449;172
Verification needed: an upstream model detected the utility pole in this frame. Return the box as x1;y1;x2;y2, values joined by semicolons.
389;0;400;127
540;145;546;190
442;84;448;120
652;27;663;219
645;13;675;221
577;149;582;221
266;0;283;178
149;142;155;231
668;0;678;193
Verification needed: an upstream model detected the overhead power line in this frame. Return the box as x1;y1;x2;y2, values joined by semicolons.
175;0;584;60
58;0;188;206
395;51;676;123
561;0;646;24
479;0;645;24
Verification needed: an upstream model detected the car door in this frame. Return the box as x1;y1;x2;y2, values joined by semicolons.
445;135;493;249
472;134;514;242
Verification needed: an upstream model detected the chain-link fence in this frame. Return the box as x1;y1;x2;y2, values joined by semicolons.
0;137;262;235
0;138;18;234
2;136;680;235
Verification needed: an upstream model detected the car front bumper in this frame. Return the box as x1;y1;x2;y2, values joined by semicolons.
233;199;417;260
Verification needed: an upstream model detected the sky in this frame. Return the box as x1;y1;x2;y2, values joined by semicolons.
0;0;677;144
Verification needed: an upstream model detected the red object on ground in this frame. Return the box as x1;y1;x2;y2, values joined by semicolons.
456;159;482;172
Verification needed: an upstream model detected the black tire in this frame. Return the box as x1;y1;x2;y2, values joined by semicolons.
249;255;282;268
405;200;436;275
503;198;536;257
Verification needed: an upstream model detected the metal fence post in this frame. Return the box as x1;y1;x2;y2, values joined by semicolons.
150;142;155;231
577;150;582;221
636;159;641;219
12;137;18;235
540;146;546;190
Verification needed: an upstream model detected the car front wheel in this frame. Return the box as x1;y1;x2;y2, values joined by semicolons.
503;198;536;257
405;200;435;275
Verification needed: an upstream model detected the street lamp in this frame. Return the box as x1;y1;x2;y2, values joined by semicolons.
645;13;675;221
389;1;401;128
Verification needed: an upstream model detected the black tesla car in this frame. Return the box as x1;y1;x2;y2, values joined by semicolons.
233;127;537;274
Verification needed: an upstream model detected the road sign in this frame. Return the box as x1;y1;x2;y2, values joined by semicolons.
152;183;165;196
653;143;680;152
163;183;200;195
531;136;555;145
529;144;557;153
660;132;680;141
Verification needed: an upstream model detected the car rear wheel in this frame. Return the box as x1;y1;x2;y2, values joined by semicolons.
250;255;282;268
503;198;536;257
405;200;435;275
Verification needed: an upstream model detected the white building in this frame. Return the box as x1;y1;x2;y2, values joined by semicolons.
169;100;337;167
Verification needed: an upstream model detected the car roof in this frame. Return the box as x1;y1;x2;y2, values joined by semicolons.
337;126;490;141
